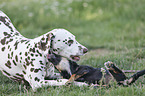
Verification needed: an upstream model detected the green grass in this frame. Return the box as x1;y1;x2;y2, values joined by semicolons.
0;0;145;95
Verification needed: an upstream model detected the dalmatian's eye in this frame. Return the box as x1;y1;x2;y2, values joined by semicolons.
68;40;74;46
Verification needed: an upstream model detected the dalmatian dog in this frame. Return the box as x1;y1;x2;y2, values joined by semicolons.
0;11;88;91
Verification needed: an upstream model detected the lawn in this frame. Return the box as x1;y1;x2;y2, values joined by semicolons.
0;0;145;95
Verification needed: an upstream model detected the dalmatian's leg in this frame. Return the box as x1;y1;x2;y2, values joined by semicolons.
25;63;88;91
26;76;88;91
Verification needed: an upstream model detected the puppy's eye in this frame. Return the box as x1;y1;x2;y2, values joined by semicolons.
68;40;74;46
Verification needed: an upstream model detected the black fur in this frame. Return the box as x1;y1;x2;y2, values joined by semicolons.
48;53;145;86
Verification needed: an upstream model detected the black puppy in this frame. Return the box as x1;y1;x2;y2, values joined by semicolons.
47;53;145;86
47;53;112;85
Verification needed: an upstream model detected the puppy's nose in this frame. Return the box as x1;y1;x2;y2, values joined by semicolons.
83;48;88;54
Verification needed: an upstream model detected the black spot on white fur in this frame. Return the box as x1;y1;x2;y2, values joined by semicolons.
1;47;5;51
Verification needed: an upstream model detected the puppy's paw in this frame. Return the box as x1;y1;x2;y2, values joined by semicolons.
104;61;115;70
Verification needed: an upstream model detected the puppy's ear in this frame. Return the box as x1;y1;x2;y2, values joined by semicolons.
47;53;56;60
47;54;52;60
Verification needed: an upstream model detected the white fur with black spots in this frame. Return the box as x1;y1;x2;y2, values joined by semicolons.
0;11;88;91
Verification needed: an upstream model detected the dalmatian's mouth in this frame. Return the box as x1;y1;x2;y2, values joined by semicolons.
70;55;80;61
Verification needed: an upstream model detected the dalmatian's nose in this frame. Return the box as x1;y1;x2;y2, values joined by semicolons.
83;48;88;54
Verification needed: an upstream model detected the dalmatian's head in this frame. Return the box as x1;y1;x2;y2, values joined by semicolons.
50;29;88;61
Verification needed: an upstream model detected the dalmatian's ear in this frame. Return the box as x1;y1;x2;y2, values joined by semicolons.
38;41;47;51
38;32;56;51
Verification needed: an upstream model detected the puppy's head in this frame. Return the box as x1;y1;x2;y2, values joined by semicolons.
47;53;62;65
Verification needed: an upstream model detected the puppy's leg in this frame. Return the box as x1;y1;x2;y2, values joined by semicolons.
116;69;145;85
105;61;145;85
104;61;127;85
65;69;89;85
66;74;82;85
127;69;145;85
